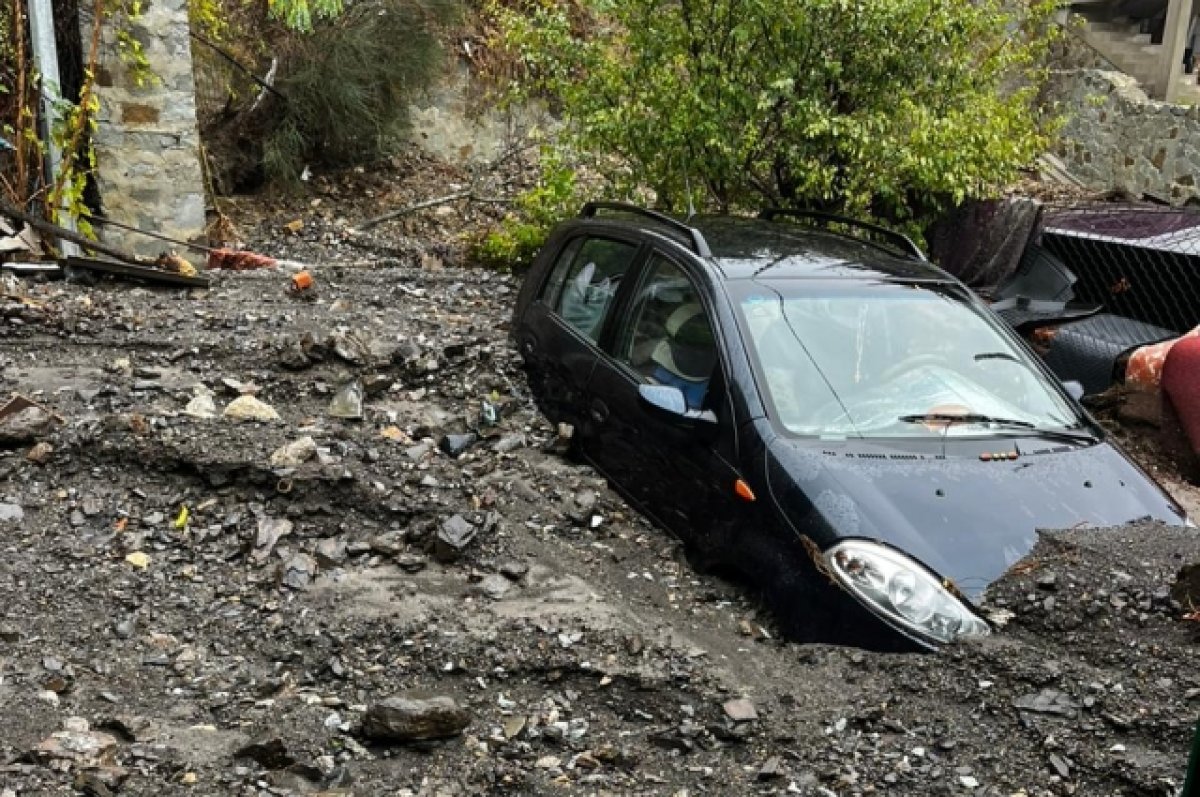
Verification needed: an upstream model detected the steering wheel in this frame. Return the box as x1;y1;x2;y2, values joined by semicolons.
877;353;947;384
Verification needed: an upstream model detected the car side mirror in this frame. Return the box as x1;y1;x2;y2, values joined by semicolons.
638;384;718;427
1063;380;1085;401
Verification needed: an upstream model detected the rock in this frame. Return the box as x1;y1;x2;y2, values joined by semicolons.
758;755;784;780
0;503;23;522
499;561;529;581
223;395;280;422
331;331;374;365
234;737;295;770
26;441;53;463
252;517;293;563
394;553;427;573
314;537;348;568
0;406;54;445
439;432;478;458
328;380;364;420
494;432;526;453
723;698;758;722
1013;689;1078;718
33;720;118;767
270;437;318;469
360;695;470;742
476;574;512;600
368;530;407;557
434;514;476;562
1037;571;1058;591
1048;752;1071;778
280;553;318;590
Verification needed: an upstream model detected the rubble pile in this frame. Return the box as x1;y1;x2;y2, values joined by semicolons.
0;235;1197;795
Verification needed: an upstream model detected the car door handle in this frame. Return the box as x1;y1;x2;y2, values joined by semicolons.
589;399;609;424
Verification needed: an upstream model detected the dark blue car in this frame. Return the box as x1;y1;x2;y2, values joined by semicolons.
512;203;1190;651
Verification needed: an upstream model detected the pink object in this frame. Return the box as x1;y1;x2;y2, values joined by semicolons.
1162;335;1200;454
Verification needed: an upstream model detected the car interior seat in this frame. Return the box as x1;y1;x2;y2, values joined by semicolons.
649;303;717;408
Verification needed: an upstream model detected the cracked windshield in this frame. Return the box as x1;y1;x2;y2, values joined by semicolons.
738;283;1080;438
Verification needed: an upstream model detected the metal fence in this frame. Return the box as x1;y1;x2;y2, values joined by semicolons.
1039;202;1200;335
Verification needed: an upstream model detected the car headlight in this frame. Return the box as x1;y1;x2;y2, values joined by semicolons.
825;540;991;645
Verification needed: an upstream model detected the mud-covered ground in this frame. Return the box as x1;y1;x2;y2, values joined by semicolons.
1;195;1199;797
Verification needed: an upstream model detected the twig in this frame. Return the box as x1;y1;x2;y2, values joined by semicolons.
356;190;472;230
189;31;287;103
82;213;219;254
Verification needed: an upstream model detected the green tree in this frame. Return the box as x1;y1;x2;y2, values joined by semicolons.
491;0;1060;227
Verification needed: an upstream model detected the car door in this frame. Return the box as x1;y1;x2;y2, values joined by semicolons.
514;232;644;429
581;251;740;540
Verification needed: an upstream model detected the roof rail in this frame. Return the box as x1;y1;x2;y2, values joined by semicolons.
580;201;711;258
758;208;926;262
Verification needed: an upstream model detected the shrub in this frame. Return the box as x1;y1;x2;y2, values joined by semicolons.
489;0;1061;229
260;0;458;184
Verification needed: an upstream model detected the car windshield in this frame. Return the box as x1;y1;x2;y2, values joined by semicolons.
735;281;1082;438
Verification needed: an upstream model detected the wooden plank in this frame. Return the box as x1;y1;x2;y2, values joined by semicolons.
65;256;211;288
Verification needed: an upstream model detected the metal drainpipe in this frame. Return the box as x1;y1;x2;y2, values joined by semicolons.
26;0;80;256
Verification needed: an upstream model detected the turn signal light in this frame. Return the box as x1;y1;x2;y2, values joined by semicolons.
734;479;756;502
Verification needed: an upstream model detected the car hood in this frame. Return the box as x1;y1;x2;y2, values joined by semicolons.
766;437;1188;600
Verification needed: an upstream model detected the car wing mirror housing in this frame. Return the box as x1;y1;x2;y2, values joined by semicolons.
1063;380;1085;401
637;384;718;427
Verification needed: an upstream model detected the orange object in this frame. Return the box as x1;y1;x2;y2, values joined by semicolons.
206;248;277;271
291;271;314;291
1126;326;1200;389
734;478;757;502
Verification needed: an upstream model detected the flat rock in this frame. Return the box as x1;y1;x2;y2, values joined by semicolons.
223;395;280;422
723;698;758;722
0;503;23;522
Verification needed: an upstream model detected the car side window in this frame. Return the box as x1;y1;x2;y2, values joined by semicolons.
549;237;638;342
617;254;718;409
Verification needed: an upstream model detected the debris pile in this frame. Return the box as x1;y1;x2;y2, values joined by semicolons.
0;203;1196;796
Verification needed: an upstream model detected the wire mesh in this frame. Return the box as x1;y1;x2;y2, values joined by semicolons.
1039;202;1200;335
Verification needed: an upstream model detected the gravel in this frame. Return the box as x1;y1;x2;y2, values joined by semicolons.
0;210;1197;795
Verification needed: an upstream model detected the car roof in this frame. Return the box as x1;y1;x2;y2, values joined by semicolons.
689;216;950;282
568;209;953;283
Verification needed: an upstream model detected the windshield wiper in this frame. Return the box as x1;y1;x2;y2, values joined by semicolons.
897;413;1096;445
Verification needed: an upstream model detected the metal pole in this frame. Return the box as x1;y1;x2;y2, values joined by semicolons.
1159;0;1194;103
25;0;80;255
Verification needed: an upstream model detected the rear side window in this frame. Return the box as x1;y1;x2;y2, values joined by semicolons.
617;254;718;409
543;237;638;342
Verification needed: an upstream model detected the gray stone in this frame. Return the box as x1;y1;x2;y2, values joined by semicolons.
476;574;512;600
434;515;476;561
269;437;318;469
314;537;348;568
279;553;318;590
360;695;470;741
0;407;54;445
723;698;758;722
1013;689;1078;718
0;503;23;522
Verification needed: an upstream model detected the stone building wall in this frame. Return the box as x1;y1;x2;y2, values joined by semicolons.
1052;69;1200;205
80;0;206;258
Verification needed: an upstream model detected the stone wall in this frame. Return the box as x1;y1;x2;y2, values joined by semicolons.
80;0;206;258
407;61;552;166
1052;69;1200;205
